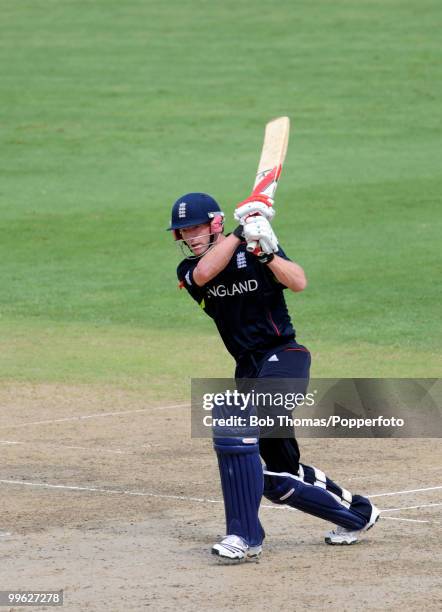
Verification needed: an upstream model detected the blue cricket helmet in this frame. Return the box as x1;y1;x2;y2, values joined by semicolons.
168;192;223;232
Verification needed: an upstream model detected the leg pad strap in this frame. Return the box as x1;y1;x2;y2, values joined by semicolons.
264;470;370;531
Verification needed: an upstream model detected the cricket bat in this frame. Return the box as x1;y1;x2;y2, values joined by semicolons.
246;116;290;253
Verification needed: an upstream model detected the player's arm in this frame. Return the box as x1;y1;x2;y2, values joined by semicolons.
193;232;241;287
241;215;306;292
266;255;307;293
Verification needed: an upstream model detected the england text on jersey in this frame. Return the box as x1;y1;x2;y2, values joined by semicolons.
207;279;258;298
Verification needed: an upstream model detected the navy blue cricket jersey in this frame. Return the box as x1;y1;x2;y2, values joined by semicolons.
177;241;296;363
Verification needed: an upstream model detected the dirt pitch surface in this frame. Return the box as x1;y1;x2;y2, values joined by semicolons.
0;384;441;611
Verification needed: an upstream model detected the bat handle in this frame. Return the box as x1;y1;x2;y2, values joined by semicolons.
246;240;263;256
244;212;263;255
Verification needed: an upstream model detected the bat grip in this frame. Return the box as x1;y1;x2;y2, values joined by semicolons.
244;212;264;255
246;241;263;256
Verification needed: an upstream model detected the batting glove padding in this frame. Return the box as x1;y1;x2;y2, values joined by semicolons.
234;194;275;224
243;216;278;254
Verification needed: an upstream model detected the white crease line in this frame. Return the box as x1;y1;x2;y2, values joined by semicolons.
2;439;439;488
153;404;189;411
0;440;139;456
381;502;442;513
0;403;189;429
0;478;441;517
9;442;441;491
1;459;441;503
1;442;442;505
0;531;12;537
369;485;442;498
0;479;222;504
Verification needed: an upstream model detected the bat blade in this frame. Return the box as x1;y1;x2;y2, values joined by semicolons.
247;116;290;253
253;115;290;195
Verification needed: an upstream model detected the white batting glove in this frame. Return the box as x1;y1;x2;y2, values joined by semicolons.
243;216;278;254
234;194;275;224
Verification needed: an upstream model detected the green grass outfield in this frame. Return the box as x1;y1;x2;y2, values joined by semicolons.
1;0;441;399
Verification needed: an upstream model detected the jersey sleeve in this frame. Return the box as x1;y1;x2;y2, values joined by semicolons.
177;259;205;305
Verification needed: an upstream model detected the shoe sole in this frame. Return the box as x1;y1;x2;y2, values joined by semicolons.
325;505;381;545
324;535;358;545
211;548;262;563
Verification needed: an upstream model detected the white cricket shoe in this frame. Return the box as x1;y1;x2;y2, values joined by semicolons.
211;535;262;562
325;504;380;545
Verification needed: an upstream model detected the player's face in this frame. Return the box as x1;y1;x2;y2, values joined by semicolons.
180;223;212;256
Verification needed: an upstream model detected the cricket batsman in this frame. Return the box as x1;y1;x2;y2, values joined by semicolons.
168;191;379;562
